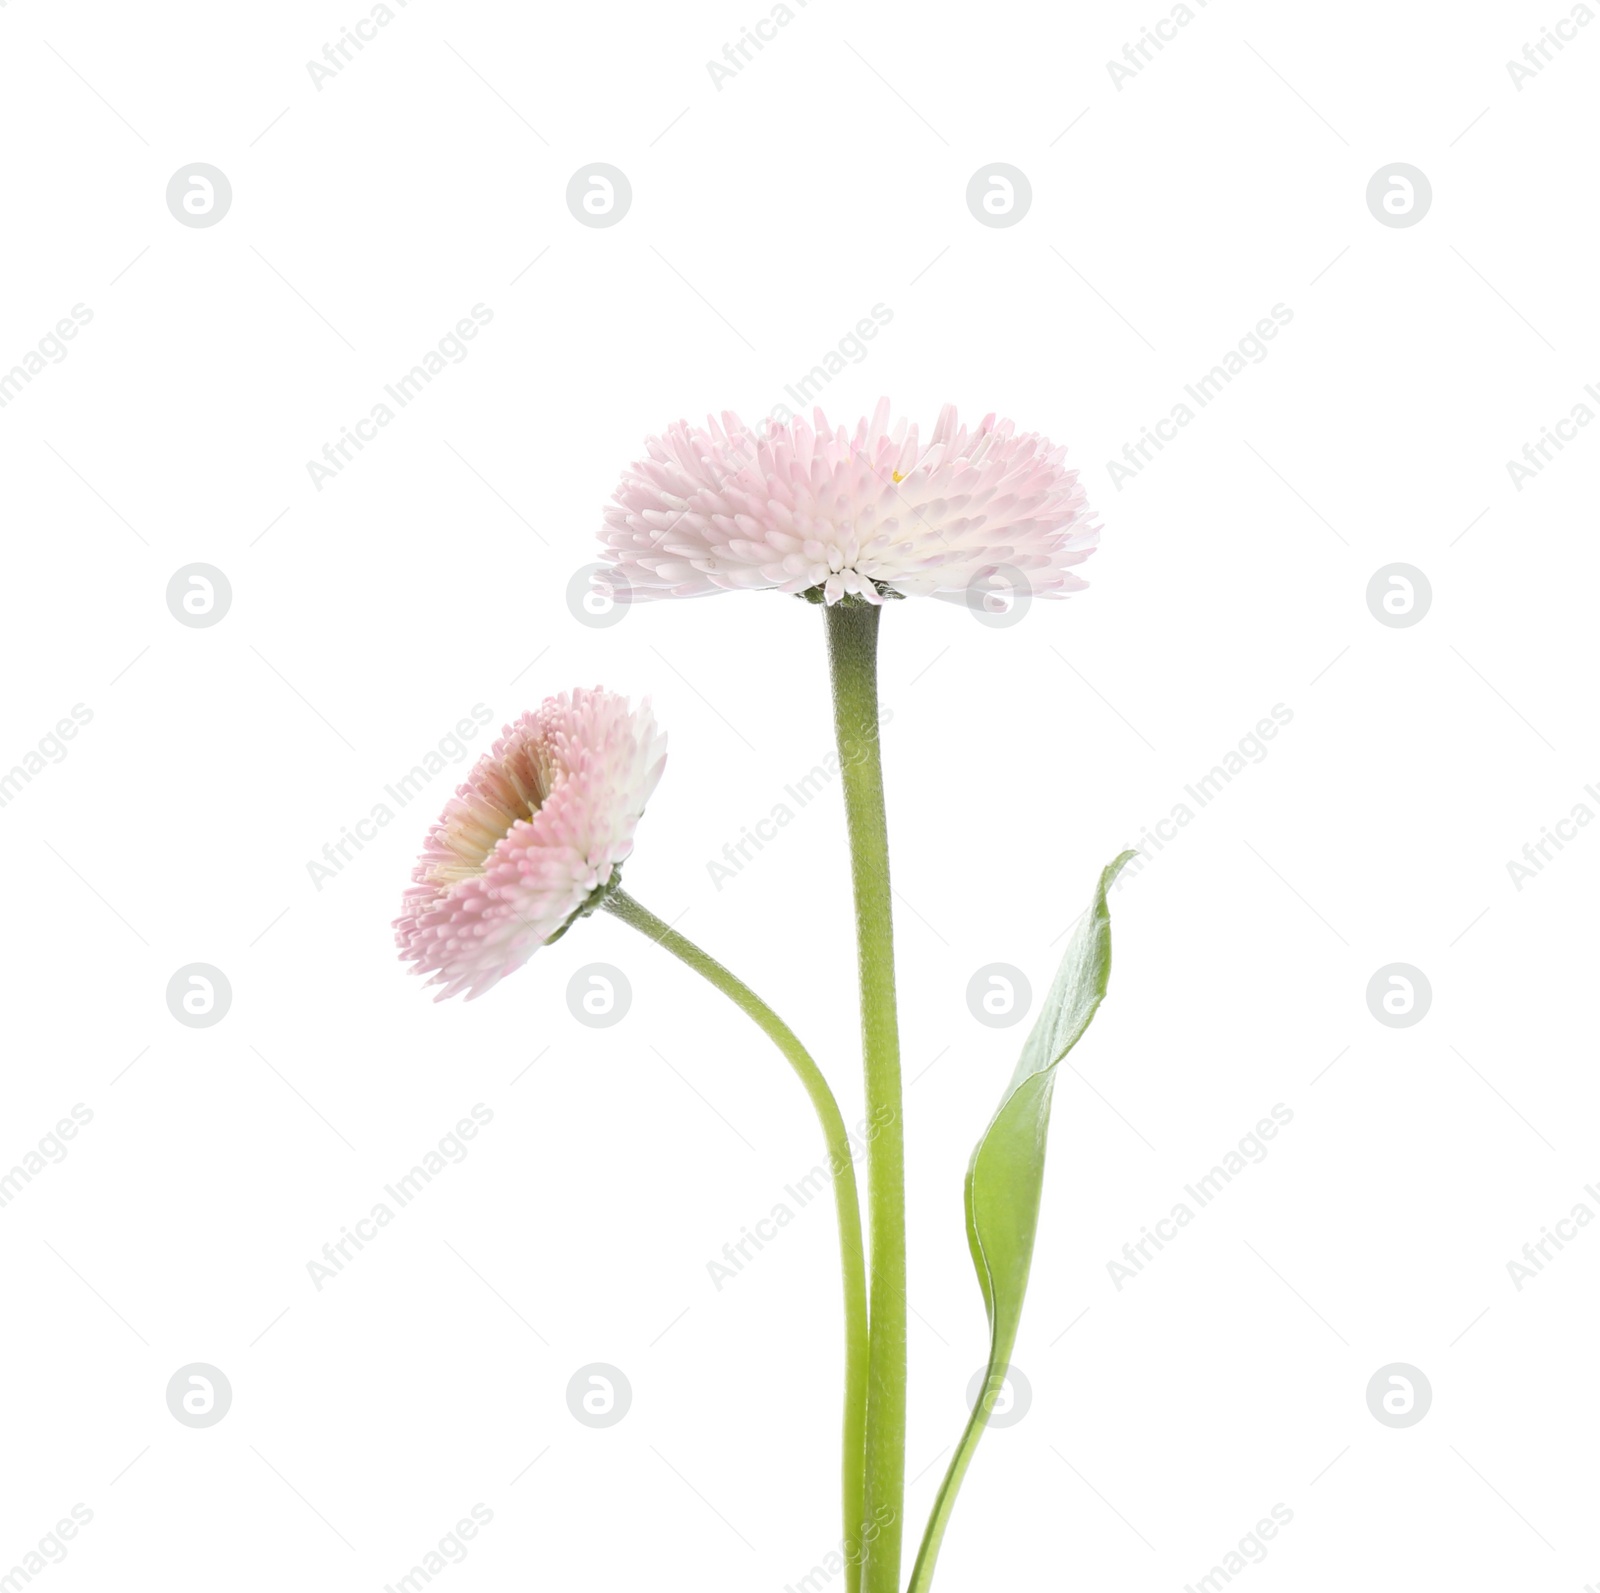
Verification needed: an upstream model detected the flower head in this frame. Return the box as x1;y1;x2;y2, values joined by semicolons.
395;689;666;1001
600;397;1097;605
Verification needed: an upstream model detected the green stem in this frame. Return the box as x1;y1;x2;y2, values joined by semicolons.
824;598;905;1593
905;1352;1011;1592
601;887;869;1589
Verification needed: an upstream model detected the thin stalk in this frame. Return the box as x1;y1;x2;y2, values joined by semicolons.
823;598;905;1593
905;1353;1010;1592
601;887;869;1591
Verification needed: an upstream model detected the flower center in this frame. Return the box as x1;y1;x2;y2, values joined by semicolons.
428;745;551;888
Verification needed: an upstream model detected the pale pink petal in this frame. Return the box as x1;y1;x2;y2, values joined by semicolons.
599;400;1099;605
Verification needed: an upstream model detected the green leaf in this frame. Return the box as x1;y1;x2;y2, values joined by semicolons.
908;851;1137;1592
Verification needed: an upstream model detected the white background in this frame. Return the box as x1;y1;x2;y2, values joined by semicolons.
3;1;1598;1589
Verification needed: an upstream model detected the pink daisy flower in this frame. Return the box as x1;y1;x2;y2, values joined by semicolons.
600;397;1098;605
395;689;666;1002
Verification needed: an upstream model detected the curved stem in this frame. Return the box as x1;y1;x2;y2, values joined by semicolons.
601;887;869;1588
823;599;905;1593
905;1353;1009;1592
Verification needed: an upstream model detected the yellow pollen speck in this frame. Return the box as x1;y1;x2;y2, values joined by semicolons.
892;470;905;482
